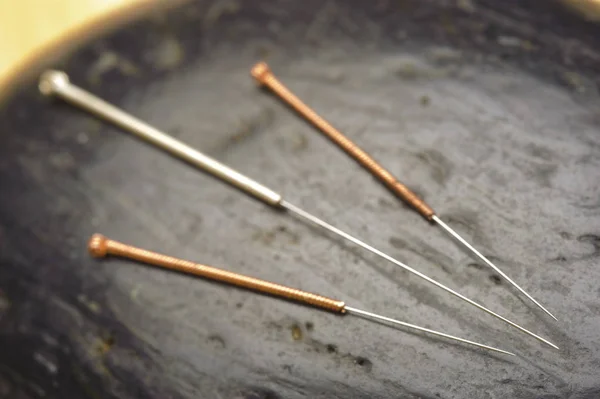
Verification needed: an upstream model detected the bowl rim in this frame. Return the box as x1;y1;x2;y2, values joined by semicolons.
0;0;184;106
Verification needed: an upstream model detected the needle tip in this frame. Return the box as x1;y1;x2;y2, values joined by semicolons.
486;347;516;357
543;339;560;350
537;304;558;321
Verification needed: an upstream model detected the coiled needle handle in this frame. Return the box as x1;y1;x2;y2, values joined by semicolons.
251;62;557;322
88;234;514;356
39;70;557;349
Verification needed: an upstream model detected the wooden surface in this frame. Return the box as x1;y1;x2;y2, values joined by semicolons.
0;0;155;100
1;0;600;398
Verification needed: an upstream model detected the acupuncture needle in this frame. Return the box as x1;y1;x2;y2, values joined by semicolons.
251;62;557;322
87;233;515;356
38;70;557;349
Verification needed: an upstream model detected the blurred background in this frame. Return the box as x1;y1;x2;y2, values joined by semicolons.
1;0;599;99
1;1;600;398
0;0;164;100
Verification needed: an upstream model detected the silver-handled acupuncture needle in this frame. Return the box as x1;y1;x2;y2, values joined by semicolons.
39;70;558;349
251;62;557;322
88;233;515;356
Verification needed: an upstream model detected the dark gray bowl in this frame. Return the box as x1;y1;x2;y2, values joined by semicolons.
1;1;599;398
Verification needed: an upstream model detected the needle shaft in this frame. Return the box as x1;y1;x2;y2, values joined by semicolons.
38;70;556;349
344;306;514;356
432;216;557;320
281;201;558;349
252;61;556;322
89;234;514;356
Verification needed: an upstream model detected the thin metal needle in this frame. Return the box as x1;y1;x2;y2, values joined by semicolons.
282;201;559;350
432;216;558;321
39;70;557;349
252;62;556;322
90;234;515;356
344;306;515;356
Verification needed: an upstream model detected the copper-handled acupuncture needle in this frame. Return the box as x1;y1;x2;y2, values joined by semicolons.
251;62;557;322
87;233;515;356
38;70;558;349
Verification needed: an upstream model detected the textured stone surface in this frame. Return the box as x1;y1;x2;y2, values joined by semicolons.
1;1;599;398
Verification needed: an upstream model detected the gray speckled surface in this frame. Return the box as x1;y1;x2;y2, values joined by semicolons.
1;1;600;398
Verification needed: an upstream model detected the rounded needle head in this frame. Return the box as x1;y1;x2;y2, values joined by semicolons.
345;306;515;356
39;70;69;97
432;216;558;322
88;234;109;258
251;62;271;84
281;201;559;350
